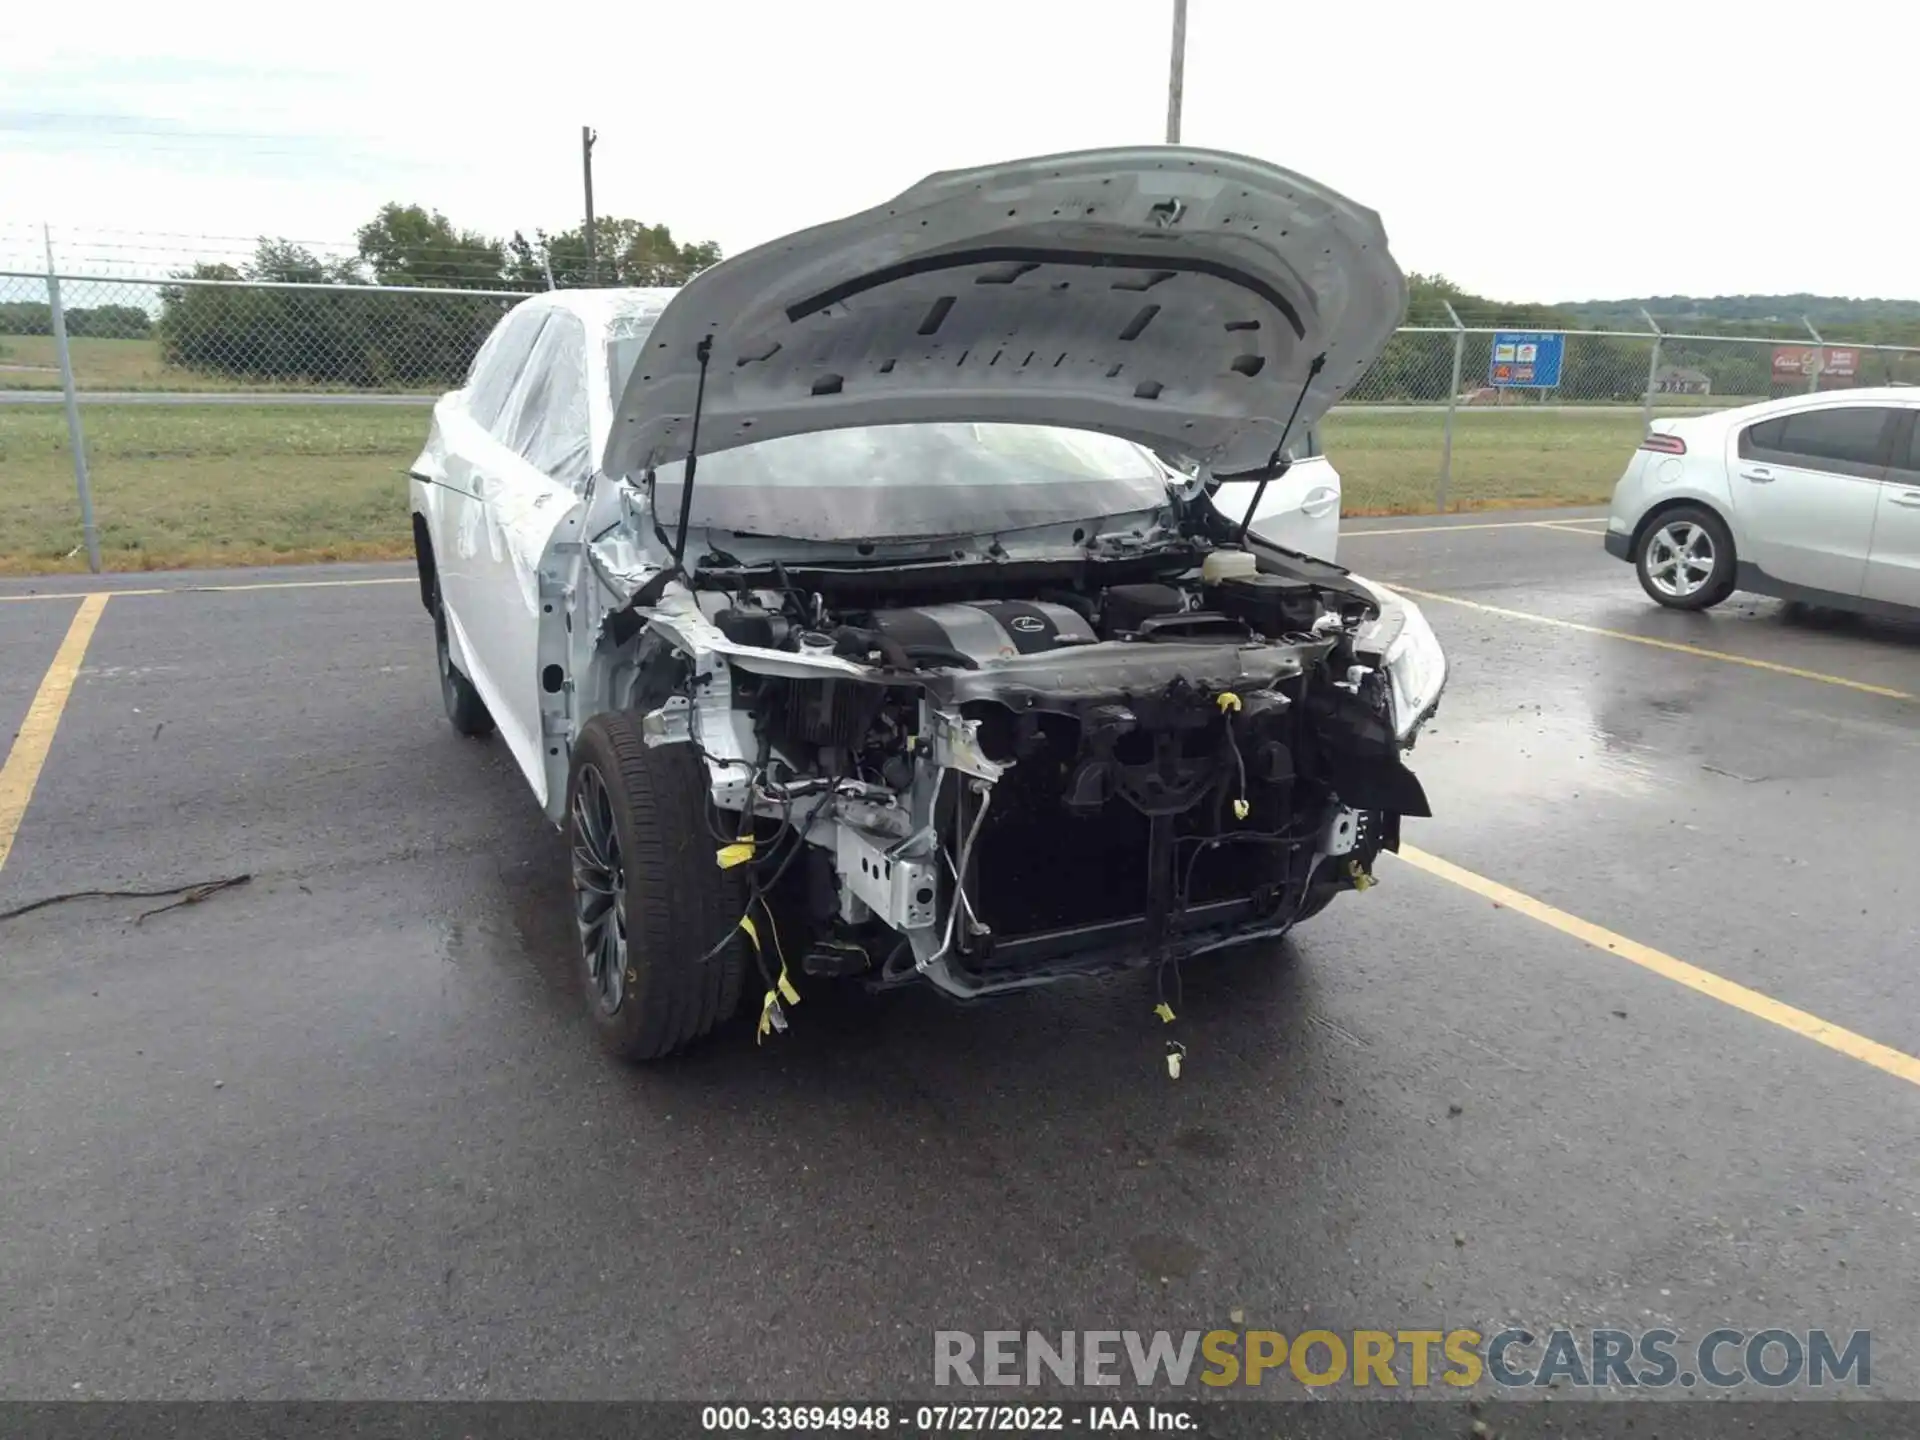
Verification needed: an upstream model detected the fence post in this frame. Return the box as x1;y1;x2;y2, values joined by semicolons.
1437;302;1465;513
43;226;101;574
1639;307;1664;428
1802;316;1825;395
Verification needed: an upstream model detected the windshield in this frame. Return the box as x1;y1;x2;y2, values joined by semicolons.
648;423;1171;541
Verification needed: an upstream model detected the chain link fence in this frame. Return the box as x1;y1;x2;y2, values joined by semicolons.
0;271;524;392
6;269;1920;572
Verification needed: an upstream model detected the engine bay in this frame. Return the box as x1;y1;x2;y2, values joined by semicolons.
627;540;1432;999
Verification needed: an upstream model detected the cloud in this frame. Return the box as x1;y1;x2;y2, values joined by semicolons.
3;0;1914;300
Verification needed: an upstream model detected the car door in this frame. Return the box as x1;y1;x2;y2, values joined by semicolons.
448;309;594;802
436;304;552;636
1728;404;1896;597
1863;408;1920;610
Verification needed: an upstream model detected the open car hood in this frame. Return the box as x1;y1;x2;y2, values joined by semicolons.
603;146;1406;482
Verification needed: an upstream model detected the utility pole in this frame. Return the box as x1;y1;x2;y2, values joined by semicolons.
582;126;598;285
1165;0;1188;143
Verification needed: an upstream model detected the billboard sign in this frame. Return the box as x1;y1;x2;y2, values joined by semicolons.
1488;331;1565;388
1772;346;1860;383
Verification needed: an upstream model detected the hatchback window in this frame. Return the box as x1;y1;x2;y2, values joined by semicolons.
1743;406;1895;469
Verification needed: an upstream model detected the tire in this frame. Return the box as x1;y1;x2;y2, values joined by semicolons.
1634;505;1736;611
568;713;750;1061
432;577;496;738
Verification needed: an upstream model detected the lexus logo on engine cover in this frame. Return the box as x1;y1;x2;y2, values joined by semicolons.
1009;615;1046;634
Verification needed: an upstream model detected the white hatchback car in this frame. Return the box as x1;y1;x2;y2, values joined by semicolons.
1606;387;1920;616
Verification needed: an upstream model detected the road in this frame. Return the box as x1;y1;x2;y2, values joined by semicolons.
2;511;1917;1409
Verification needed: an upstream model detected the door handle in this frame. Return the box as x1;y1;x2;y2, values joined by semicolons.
1894;490;1920;508
1739;466;1775;483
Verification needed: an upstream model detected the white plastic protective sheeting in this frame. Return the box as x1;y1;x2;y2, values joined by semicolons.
463;304;548;430
649;422;1171;541
491;310;592;491
428;287;679;496
414;288;682;626
600;290;674;420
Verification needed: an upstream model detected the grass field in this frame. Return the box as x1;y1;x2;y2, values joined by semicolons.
1324;408;1643;513
0;404;423;573
0;335;240;392
0;403;1639;574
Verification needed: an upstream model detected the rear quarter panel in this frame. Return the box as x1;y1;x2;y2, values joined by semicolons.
1611;416;1741;549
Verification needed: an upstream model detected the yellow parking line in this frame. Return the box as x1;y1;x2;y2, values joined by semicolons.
1396;584;1916;702
0;576;413;604
1344;518;1608;538
1396;845;1920;1089
0;594;109;875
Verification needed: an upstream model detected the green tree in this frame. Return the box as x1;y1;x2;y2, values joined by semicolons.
67;304;153;339
507;218;722;289
151;201;718;388
356;204;507;290
0;301;153;338
158;240;509;387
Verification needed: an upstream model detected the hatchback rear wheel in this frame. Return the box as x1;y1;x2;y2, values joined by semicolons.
1634;506;1736;611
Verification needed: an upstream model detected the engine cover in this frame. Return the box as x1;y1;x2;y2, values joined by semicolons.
867;601;1097;665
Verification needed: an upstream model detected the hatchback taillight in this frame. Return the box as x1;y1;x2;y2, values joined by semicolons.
1640;433;1687;455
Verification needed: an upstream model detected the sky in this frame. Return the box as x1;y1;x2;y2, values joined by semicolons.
3;0;1914;302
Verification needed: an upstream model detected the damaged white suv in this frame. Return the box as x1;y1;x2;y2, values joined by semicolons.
410;147;1447;1061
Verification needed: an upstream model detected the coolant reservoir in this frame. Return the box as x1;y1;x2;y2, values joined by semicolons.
1201;549;1259;585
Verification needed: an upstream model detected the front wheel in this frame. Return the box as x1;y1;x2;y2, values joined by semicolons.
1635;506;1736;611
568;714;750;1062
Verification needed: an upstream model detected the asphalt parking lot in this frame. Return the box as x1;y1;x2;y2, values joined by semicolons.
3;509;1918;1406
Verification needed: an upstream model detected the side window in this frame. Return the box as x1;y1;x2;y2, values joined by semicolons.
1903;414;1920;472
1743;417;1786;454
495;312;592;489
465;307;551;430
1740;406;1896;471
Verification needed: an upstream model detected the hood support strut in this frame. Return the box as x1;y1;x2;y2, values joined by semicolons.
1233;351;1326;546
667;334;716;571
